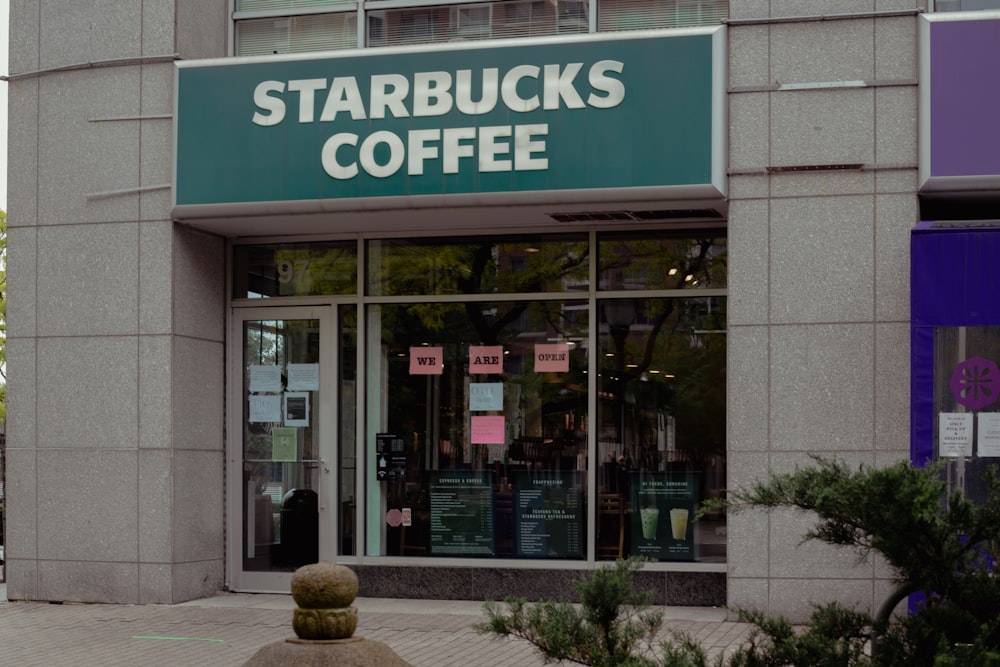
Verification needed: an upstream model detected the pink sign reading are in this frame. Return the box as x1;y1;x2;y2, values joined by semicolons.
409;346;443;375
534;343;570;373
471;415;506;444
469;345;504;374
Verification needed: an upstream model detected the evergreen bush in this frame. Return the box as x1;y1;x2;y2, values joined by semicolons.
477;459;1000;666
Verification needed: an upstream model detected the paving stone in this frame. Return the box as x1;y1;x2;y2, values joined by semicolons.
0;587;752;667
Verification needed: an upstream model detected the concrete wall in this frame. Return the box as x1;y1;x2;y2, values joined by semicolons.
5;0;229;603
726;0;922;620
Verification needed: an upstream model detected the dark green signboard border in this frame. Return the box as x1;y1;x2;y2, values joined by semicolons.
174;28;724;214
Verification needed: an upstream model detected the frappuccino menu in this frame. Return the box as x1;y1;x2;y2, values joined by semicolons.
513;471;584;559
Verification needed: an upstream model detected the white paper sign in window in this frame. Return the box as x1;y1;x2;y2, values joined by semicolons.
284;392;310;427
249;394;282;423
287;363;320;391
978;412;1000;457
249;364;282;393
939;412;973;458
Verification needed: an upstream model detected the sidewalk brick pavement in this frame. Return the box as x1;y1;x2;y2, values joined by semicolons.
0;582;752;667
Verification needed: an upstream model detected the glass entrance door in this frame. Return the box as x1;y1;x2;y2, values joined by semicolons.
228;306;352;591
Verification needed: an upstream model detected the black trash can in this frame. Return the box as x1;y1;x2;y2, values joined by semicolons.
279;488;318;567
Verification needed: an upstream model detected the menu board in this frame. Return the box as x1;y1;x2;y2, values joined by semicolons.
429;472;494;555
630;472;698;561
513;471;584;559
375;433;408;481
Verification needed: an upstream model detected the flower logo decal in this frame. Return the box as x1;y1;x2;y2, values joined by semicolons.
950;356;1000;411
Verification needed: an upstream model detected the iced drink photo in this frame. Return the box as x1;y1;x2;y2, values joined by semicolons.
669;508;689;541
639;507;659;540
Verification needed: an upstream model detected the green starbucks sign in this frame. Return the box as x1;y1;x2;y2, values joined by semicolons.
174;28;724;213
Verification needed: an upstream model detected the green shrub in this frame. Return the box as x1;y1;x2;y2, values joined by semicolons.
478;459;1000;666
717;458;1000;666
477;558;669;667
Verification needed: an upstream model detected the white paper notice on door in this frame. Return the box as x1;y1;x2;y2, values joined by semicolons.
469;382;503;411
978;412;1000;457
287;363;320;391
249;394;282;423
249;365;282;393
939;412;973;458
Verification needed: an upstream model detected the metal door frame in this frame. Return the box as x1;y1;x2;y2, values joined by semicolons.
226;305;338;593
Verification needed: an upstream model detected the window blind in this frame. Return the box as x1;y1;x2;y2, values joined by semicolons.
233;1;729;55
237;0;354;11
236;13;359;55
367;1;589;48
598;0;727;31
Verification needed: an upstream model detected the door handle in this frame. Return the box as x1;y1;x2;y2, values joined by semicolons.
319;459;330;511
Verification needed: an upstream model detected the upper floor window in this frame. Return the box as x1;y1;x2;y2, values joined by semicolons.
233;1;728;55
598;0;729;32
234;0;358;56
366;7;448;46
237;0;354;9
367;0;589;47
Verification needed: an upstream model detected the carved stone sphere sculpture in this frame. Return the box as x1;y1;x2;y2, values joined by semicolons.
289;562;359;640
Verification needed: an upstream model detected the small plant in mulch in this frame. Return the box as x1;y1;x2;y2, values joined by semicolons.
476;557;718;667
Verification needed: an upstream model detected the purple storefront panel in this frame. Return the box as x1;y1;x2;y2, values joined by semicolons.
910;224;1000;464
920;14;1000;190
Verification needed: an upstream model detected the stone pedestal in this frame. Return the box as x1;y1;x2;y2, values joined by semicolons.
243;637;411;666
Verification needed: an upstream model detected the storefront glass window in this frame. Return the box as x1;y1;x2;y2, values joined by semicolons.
233;229;726;565
368;299;589;558
593;232;726;561
598;231;727;291
933;326;1000;505
242;317;323;572
339;305;359;555
366;234;589;296
233;241;358;298
596;295;726;561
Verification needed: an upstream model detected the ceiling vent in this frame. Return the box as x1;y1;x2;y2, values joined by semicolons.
549;208;723;223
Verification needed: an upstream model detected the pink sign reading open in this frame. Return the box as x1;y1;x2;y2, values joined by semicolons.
534;343;570;373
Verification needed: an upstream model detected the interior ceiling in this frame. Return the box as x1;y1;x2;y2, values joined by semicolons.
175;197;729;239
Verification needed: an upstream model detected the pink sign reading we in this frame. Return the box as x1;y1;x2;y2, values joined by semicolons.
409;347;443;375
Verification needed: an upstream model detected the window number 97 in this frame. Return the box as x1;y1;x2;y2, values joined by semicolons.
277;259;310;284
